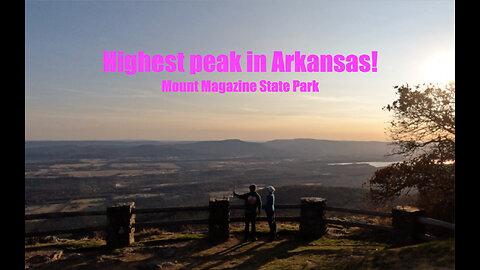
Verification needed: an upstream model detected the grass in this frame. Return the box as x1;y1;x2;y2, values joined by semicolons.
229;222;299;234
341;238;455;270
184;235;387;270
25;238;105;252
25;229;455;270
135;231;204;245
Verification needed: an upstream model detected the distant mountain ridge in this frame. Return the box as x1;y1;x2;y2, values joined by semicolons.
25;138;399;162
264;138;397;161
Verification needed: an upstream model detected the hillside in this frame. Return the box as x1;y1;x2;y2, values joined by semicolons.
25;185;372;236
263;139;397;161
25;225;454;269
25;139;400;162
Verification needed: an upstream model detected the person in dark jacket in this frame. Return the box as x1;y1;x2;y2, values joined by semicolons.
264;186;278;241
233;184;262;241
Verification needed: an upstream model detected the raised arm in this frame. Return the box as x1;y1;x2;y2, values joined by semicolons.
233;191;246;200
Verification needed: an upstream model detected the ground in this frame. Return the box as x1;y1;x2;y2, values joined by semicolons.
25;224;454;270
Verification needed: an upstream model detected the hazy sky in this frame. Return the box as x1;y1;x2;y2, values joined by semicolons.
25;0;455;141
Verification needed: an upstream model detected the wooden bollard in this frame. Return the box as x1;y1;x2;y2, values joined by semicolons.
299;197;327;238
392;206;426;245
106;202;135;249
208;198;230;242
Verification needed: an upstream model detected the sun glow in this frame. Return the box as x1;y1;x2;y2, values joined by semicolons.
421;51;455;84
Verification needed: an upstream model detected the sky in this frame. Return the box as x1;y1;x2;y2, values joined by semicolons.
25;0;455;142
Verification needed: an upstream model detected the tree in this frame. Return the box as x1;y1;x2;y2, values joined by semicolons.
366;82;455;222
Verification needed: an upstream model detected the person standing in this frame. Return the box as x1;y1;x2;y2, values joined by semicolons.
233;184;262;241
264;186;278;241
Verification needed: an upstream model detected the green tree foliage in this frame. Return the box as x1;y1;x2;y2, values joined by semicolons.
367;82;455;222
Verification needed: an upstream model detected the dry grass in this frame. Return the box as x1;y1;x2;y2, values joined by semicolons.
25;224;454;270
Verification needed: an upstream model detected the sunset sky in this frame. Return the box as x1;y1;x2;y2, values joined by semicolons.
25;0;455;141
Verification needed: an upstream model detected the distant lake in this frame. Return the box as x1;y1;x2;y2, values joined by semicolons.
327;161;395;168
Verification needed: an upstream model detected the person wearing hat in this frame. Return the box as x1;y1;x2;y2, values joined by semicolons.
264;186;278;241
233;184;262;241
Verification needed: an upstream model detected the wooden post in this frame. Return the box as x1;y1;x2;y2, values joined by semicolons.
392;206;426;245
208;198;230;242
299;197;326;238
106;202;135;249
